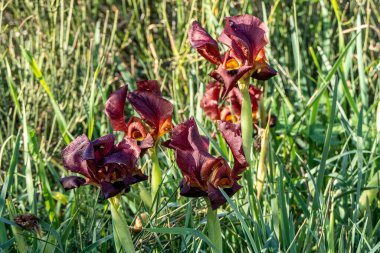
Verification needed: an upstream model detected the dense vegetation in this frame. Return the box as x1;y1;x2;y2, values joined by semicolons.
0;0;379;252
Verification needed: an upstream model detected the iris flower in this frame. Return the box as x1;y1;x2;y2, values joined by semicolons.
60;134;147;199
165;118;248;209
189;14;276;96
201;81;262;123
105;80;173;144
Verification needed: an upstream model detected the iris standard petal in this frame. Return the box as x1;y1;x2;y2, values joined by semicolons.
105;85;129;132
189;21;222;65
165;118;209;152
127;90;173;139
222;14;269;61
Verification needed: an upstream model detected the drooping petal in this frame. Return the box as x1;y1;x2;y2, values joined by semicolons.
222;15;269;62
200;82;222;120
61;135;91;178
127;90;173;139
207;181;241;210
175;150;206;190
100;181;128;199
188;121;212;154
105;86;129;132
179;177;207;197
217;121;248;178
251;61;277;80
189;21;222;65
60;176;87;190
200;156;233;186
136;80;162;96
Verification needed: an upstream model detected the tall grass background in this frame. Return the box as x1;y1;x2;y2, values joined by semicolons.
0;0;379;252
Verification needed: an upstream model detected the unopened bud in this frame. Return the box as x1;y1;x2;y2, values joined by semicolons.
133;212;148;233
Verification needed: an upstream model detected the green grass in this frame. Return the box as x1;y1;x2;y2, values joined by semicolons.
1;0;379;252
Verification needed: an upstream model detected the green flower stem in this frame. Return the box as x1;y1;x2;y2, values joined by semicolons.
238;78;253;164
151;145;162;202
109;197;135;253
206;199;223;253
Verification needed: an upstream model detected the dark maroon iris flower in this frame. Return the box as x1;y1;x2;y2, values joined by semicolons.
189;15;277;96
105;80;173;146
164;118;248;209
201;81;262;123
60;134;147;199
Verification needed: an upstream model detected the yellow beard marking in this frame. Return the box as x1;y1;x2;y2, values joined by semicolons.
225;58;240;70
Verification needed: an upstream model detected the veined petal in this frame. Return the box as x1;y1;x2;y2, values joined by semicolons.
218;33;247;63
60;176;87;190
222;14;269;62
105;86;129;132
61;135;91;178
165;118;209;152
200;156;232;186
175;150;206;190
217;121;248;178
127;90;173;139
189;21;222;65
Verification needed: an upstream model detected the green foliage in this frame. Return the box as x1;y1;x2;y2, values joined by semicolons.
0;0;379;252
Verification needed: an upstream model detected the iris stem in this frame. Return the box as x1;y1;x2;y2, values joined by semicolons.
238;78;253;164
109;196;135;253
206;199;223;253
151;145;162;204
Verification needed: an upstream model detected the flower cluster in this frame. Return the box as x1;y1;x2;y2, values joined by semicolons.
201;81;262;124
105;80;173;144
164;118;248;209
189;14;276;96
61;14;275;211
60;80;173;199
